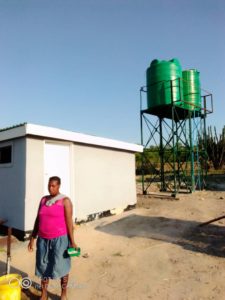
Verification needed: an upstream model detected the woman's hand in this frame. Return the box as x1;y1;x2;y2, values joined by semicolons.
70;242;78;249
64;198;78;249
28;238;35;252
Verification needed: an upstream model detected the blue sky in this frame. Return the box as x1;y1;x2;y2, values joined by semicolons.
0;0;224;143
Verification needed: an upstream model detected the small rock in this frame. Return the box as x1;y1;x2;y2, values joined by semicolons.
82;253;89;258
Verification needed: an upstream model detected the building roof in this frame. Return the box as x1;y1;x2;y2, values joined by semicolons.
0;123;143;153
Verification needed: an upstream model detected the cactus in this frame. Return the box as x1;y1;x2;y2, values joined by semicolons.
206;126;225;170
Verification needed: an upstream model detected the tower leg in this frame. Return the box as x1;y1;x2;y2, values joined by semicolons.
159;118;166;191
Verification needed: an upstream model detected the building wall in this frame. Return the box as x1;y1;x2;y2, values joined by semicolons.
73;144;137;220
0;138;26;230
24;138;137;230
25;137;44;231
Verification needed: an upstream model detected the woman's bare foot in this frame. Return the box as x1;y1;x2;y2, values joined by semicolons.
40;294;48;300
61;289;68;300
40;278;49;300
61;274;69;300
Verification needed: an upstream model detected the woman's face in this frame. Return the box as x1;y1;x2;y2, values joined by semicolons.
48;180;60;196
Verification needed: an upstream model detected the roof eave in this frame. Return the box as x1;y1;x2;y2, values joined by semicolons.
0;123;143;153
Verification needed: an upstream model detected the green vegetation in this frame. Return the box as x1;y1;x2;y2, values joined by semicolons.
206;126;225;170
136;126;225;175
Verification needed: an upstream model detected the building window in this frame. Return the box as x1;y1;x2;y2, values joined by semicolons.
0;145;12;164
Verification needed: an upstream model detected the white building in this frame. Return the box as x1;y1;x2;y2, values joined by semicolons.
0;123;143;238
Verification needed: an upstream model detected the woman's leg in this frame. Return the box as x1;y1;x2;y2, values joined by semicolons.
40;277;49;300
61;274;69;299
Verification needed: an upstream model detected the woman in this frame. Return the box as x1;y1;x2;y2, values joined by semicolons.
28;176;77;300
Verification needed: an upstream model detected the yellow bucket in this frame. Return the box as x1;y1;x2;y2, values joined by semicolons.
0;274;22;300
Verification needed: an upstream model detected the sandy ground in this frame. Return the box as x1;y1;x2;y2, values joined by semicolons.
1;179;225;299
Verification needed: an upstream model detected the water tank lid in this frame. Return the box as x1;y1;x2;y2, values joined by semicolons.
150;59;159;66
183;69;199;72
184;69;198;72
170;58;180;65
149;58;181;68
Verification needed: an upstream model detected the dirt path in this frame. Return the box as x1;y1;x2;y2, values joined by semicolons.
1;189;225;299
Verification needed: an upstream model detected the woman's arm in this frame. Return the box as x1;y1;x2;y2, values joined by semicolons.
27;215;39;252
64;197;77;248
27;200;42;252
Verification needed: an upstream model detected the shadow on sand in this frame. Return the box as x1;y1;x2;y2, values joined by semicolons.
95;214;225;258
205;173;225;191
0;261;60;300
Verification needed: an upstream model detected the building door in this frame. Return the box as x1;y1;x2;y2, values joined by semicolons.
44;142;71;197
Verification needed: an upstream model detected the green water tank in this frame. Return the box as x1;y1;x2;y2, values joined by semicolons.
182;69;201;111
146;58;183;109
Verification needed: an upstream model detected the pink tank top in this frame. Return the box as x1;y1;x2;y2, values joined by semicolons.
38;197;68;239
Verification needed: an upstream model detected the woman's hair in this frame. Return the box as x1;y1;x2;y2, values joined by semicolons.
49;176;61;185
